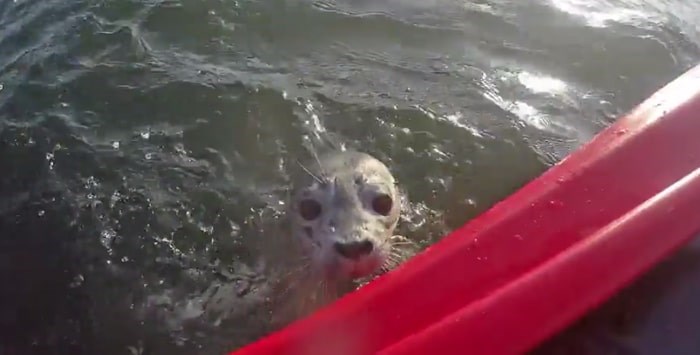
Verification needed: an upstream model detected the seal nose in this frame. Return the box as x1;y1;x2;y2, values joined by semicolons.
334;240;374;260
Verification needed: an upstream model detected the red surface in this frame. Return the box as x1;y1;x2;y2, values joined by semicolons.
229;64;700;355
382;167;700;355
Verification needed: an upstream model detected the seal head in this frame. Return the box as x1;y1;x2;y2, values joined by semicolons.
288;150;401;282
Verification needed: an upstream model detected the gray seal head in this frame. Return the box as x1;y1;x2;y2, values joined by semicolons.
287;150;402;283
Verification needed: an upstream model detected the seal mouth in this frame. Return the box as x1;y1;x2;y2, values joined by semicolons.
348;266;372;279
335;255;383;280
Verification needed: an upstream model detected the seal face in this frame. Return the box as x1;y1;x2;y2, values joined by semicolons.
287;150;401;283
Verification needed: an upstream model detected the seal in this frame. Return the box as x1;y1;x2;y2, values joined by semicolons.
260;149;416;324
188;149;416;332
287;149;406;284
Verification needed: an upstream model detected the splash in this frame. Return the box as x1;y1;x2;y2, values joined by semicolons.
548;0;653;28
518;72;568;95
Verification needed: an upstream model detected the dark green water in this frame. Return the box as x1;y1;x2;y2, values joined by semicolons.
0;0;698;354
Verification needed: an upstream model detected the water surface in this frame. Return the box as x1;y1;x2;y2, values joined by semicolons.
0;0;698;354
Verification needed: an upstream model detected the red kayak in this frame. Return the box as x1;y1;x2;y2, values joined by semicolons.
230;63;700;355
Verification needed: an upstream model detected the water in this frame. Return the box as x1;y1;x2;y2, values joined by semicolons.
0;0;698;354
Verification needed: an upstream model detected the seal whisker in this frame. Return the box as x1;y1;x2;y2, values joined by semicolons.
296;160;325;184
310;149;329;180
389;241;415;246
387;251;409;266
388;250;401;258
386;258;400;268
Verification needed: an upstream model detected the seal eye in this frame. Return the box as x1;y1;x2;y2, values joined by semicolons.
299;199;322;221
372;194;393;216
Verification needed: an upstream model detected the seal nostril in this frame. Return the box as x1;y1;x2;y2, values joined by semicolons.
334;240;374;260
359;239;374;254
